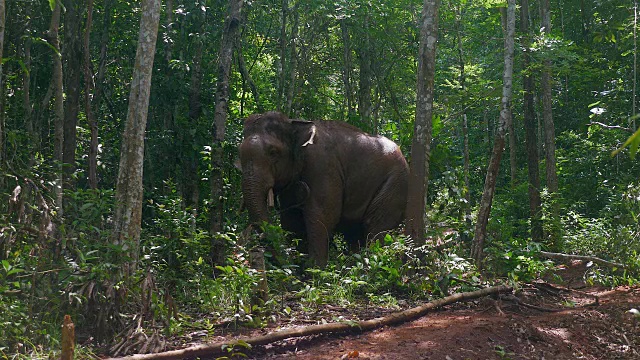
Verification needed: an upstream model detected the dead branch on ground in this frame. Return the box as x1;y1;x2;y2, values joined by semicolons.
107;285;512;360
539;251;628;270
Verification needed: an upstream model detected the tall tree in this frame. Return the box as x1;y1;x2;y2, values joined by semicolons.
470;0;516;265
84;0;98;189
0;0;4;168
210;0;243;265
540;0;559;247
62;0;84;188
23;36;33;150
277;0;288;110
357;8;373;130
521;0;542;243
633;0;637;129
46;0;65;215
405;0;439;244
455;5;472;238
340;19;355;119
284;7;298;115
112;0;161;273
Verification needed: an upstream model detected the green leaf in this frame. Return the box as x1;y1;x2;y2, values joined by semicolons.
49;0;56;11
612;119;640;159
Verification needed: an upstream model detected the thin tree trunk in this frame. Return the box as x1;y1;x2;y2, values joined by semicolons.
340;19;354;119
237;39;262;112
47;0;65;215
94;0;112;110
277;0;287;110
23;36;33;148
63;0;84;189
84;0;98;189
579;0;589;41
184;36;203;218
521;0;542;243
284;7;298;115
498;6;517;187
112;0;161;274
540;0;560;248
210;0;243;266
358;11;373;130
634;0;637;129
471;0;516;266
164;0;173;64
162;0;175;132
0;0;4;169
404;0;439;245
455;5;471;238
508;107;517;186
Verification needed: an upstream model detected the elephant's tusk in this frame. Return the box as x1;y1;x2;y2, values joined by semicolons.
302;125;316;147
267;188;275;207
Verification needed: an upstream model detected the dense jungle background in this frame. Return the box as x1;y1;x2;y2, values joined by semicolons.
1;0;639;358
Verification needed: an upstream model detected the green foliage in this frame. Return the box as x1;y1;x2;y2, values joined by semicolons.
613;121;640;159
484;238;553;282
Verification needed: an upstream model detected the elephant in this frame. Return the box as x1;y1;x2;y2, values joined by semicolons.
238;111;409;267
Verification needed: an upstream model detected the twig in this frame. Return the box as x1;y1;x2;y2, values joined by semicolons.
107;285;513;360
500;294;561;312
531;281;599;305
588;121;633;133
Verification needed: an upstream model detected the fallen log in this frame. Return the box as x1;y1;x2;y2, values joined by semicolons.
539;251;628;270
107;285;512;360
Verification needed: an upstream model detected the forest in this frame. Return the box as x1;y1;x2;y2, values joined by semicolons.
1;0;639;358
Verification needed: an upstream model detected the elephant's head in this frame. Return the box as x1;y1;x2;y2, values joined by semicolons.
238;111;316;225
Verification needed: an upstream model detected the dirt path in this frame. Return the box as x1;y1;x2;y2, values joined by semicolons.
251;285;638;359
244;264;640;360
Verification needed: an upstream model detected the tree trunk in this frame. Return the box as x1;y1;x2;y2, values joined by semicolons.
498;6;517;187
470;0;516;266
62;0;84;189
237;38;262;113
633;0;637;129
358;11;373;130
340;19;354;119
455;5;471;239
184;36;203;219
0;0;4;169
47;0;65;216
23;36;33;151
277;0;287;110
284;7;298;115
508;108;517;186
84;0;98;189
112;0;161;274
404;0;439;245
521;0;542;243
210;0;243;266
540;0;560;248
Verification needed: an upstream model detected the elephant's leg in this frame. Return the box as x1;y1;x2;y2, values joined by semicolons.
362;173;407;243
303;193;342;267
280;208;306;239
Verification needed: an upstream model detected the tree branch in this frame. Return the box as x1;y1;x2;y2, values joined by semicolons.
587;122;633;133
539;251;629;270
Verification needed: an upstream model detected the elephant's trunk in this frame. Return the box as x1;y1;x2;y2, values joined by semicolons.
242;166;273;226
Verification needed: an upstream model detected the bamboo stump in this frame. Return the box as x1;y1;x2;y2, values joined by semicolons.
61;314;75;360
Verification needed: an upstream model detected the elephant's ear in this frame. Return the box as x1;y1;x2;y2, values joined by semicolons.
291;119;317;148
